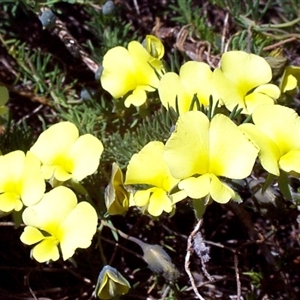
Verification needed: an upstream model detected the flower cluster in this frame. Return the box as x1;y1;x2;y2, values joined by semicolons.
101;38;280;115
0;121;103;263
100;35;300;217
3;33;300;299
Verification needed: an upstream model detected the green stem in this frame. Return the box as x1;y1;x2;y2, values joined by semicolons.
97;222;107;265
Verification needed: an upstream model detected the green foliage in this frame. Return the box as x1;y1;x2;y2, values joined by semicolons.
169;0;196;24
84;4;139;58
103;108;174;168
243;270;263;288
168;0;221;52
0;120;33;153
210;0;272;21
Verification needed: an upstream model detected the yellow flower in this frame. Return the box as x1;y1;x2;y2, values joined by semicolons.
158;61;217;114
20;186;97;263
163;111;258;203
95;265;130;299
100;40;164;107
0;150;45;212
240;104;300;176
125;141;186;216
280;65;300;94
105;162;132;215
30;121;103;182
213;51;280;114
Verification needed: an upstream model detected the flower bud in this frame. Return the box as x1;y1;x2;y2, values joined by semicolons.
141;243;179;282
80;88;96;101
39;9;56;29
95;265;130;299
105;163;131;215
102;1;115;15
142;35;164;59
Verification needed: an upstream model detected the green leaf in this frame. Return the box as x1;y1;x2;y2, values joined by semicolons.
0;86;9;106
278;170;292;201
192;198;207;219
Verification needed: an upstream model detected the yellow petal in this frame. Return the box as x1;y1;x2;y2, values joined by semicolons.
134;189;151;207
239;123;280;176
243;92;275;115
280;66;300;93
148;188;172;216
213;68;246;112
180;61;214;107
40;165;55;180
59;201;97;260
68;134;103;181
21;151;45;206
53;166;72;181
0;150;24;187
209;174;235;203
124;86;147;107
242;83;279;114
0;150;30;211
178;175;211;199
158;72;191;114
129;41;161;88
251;105;300;155
170;190;187;204
30;122;79;180
213;51;275;114
125;141;178;191
209;114;258;178
254;83;281;99
20;226;44;245
133;188;172;216
0;192;22;212
101;46;136;98
164;111;210;179
220;51;272;89
279;150;300;173
32;237;59;263
281;73;297;92
22;186;77;235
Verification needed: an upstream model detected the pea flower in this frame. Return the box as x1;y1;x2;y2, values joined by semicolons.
30;121;104;182
240;104;300;176
0;150;45;212
95;265;130;299
163;111;258;203
125;141;186;216
158;61;217;114
20;186;97;263
213;51;280;114
0;85;9;116
100;38;164;107
280;66;300;94
105;162;132;215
